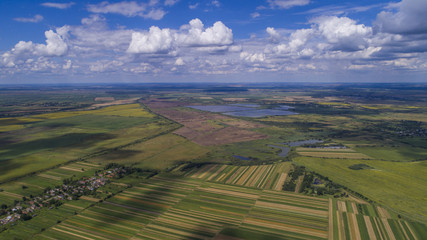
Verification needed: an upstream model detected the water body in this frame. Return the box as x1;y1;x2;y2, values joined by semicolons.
233;155;251;161
281;139;323;147
268;139;323;157
225;109;297;118
187;104;297;118
268;145;290;157
188;105;250;113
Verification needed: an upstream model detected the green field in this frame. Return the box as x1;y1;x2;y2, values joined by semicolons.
0;104;179;183
293;156;427;223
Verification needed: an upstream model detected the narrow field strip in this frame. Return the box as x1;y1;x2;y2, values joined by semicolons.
37;173;62;181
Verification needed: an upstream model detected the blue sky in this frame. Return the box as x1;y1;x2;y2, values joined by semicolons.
1;0;427;83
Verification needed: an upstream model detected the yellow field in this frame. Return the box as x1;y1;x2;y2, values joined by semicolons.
31;103;154;119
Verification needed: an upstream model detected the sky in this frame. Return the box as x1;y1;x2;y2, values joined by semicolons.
0;0;427;83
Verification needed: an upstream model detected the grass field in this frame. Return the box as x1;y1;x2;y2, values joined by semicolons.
0;104;178;183
89;133;210;170
293;156;427;224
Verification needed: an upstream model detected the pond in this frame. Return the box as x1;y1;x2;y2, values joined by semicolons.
268;139;323;157
282;139;323;147
187;104;297;118
225;109;296;118
268;145;290;157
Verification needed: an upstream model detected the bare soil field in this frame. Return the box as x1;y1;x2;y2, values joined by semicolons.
144;100;268;146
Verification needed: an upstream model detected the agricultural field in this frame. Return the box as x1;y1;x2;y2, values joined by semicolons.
0;103;179;182
89;133;210;170
293;156;427;224
2;173;424;239
185;162;292;190
1;83;427;239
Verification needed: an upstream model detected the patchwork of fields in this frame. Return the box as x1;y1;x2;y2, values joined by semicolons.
2;172;419;240
0;103;179;182
185;162;291;191
0;161;102;206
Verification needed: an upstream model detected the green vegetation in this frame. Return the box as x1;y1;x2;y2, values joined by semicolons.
348;164;374;170
1;83;427;239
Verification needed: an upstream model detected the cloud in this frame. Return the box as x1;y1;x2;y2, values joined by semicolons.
164;0;179;6
240;52;265;62
127;18;233;54
211;1;220;7
127;26;174;54
267;0;310;9
251;12;260;18
1;27;68;68
266;27;281;42
175;57;184;65
375;0;427;34
41;2;75;9
14;14;43;23
178;18;233;46
189;3;199;9
87;1;166;20
313;16;372;51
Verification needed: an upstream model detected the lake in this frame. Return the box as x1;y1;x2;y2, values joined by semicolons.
187;104;297;118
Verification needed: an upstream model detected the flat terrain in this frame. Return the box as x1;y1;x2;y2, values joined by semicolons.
144;99;268;146
1;83;427;239
2;171;425;240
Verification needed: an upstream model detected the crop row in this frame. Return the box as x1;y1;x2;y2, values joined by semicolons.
186;162;291;190
36;176;201;240
331;199;424;240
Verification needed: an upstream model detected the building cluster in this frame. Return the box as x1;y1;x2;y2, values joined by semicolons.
0;167;128;226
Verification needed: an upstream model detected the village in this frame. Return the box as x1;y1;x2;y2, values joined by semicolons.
0;166;130;227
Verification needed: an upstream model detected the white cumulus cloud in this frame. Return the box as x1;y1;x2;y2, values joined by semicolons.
127;27;174;54
127;18;233;54
1;27;68;69
177;18;233;46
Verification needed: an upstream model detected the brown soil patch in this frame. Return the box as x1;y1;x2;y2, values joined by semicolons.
223;120;266;129
188;126;267;146
364;216;377;240
144;100;268;146
274;173;288;191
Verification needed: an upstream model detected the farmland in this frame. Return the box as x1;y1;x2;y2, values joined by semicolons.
2;172;425;239
1;83;427;239
0;102;179;182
